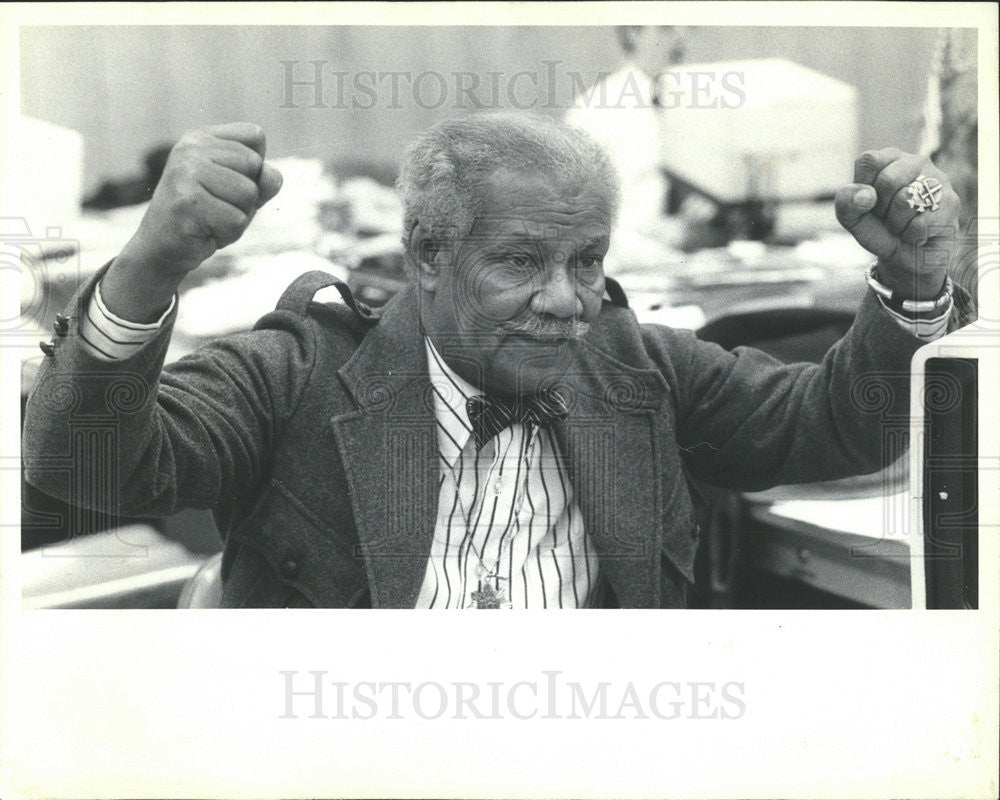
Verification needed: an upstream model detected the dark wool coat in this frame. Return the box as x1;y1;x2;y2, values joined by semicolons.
23;266;937;608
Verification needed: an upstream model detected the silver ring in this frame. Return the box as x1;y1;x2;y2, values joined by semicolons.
906;174;943;213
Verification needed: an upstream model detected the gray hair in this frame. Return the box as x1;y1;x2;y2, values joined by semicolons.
396;111;620;265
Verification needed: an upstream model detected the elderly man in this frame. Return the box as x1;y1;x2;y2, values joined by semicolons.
23;113;966;608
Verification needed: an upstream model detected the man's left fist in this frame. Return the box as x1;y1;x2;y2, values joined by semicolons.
835;148;960;301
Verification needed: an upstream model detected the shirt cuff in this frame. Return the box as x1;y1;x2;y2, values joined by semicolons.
877;295;952;341
78;280;176;361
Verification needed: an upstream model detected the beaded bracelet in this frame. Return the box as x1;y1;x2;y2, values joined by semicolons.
865;261;953;314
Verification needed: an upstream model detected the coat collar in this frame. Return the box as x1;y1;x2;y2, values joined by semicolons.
331;283;671;608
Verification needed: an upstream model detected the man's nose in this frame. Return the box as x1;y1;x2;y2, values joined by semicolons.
530;261;581;319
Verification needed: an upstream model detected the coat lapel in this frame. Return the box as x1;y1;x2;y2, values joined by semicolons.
330;286;439;608
550;315;672;608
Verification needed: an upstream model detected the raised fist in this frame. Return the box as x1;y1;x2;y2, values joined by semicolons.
125;122;283;275
835;148;960;301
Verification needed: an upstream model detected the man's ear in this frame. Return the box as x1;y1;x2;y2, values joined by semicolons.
407;222;444;293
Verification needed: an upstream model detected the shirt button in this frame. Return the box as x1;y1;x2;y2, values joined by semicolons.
280;558;300;578
493;481;502;495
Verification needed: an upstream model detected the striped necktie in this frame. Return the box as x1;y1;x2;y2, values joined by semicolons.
466;390;569;451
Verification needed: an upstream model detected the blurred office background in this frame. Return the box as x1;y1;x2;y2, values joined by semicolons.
15;25;978;609
21;26;948;192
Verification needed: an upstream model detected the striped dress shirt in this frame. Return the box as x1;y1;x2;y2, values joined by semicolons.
80;280;176;359
416;339;597;609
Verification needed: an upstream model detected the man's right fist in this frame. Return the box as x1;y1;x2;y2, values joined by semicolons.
125;122;283;275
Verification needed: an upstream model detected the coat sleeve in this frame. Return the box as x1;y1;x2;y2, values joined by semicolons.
647;291;939;491
22;267;319;518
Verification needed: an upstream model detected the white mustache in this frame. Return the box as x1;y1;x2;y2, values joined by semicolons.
497;317;591;341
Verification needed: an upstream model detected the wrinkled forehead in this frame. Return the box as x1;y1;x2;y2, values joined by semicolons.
467;168;614;242
467;216;612;249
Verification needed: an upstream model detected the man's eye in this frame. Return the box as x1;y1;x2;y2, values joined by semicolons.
578;255;604;275
507;253;533;269
494;253;535;277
